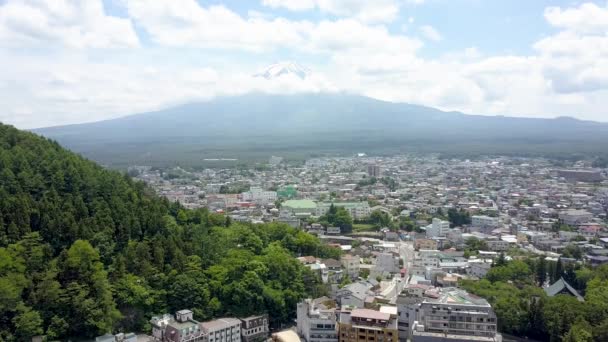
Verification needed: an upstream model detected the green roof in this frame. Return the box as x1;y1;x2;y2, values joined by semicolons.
283;200;317;209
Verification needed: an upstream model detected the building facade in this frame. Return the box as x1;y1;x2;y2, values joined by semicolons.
338;309;398;342
240;315;269;342
297;298;339;342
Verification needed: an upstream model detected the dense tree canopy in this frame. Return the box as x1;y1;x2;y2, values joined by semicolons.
0;124;337;340
461;261;608;342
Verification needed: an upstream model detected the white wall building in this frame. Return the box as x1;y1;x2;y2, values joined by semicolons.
296;298;338;342
426;218;450;238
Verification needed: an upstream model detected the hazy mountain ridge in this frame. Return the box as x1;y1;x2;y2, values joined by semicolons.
34;93;608;166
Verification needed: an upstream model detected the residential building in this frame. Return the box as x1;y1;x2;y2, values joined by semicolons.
412;288;499;340
472;216;499;228
341;254;360;279
316;202;372;220
240;315;269;342
367;165;381;178
202;318;242;342
559;210;593;226
374;253;400;275
338;308;398;342
150;310;206;342
426;219;450;238
297;298;339;342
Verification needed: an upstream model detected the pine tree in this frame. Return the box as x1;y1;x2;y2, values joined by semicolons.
536;256;547;286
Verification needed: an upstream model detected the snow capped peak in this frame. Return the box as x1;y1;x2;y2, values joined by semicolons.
255;61;311;80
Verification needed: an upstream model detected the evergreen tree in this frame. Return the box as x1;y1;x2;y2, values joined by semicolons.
536;256;547;286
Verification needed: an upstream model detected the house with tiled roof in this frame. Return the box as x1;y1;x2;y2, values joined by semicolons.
544;278;584;302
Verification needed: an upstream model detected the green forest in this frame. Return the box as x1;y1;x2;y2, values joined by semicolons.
460;258;608;342
0;124;339;341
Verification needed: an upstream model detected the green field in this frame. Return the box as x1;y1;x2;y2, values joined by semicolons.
353;223;376;232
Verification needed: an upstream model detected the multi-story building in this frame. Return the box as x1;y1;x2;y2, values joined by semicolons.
558;209;593;226
412;288;500;341
367;165;381;178
471;216;499;228
338;308;398;342
202;318;242;342
426;219;450;238
486;240;509;252
150;310;206;342
340;254;360;279
242;187;278;204
240;315;269;342
374;253;400;275
297;298;339;342
316;202;371;220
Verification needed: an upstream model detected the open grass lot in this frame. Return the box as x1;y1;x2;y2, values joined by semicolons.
353;223;377;232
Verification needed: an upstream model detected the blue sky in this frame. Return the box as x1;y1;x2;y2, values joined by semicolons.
1;0;608;128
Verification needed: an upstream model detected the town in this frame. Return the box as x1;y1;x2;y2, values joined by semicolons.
104;155;608;342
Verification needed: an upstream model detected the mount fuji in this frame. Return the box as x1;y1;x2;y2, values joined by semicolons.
254;61;311;80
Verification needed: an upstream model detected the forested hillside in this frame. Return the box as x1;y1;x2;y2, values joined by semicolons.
0;124;337;340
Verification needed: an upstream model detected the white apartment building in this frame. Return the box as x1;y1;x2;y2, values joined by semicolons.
413;288;499;340
242;187;277;203
202;318;242;342
486;240;509;252
297;298;339;342
316;202;371;220
426;218;450;238
472;216;499;228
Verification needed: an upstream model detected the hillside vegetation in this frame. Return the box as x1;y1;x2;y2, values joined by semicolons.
0;124;337;340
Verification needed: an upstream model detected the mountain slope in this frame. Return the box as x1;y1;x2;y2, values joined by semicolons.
35;93;608;166
0;123;334;339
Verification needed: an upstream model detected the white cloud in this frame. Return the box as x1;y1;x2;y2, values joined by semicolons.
3;0;608;128
0;0;139;48
262;0;400;23
544;2;608;34
419;25;442;42
125;0;309;51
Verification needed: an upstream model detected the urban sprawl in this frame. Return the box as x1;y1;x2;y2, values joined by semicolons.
111;155;608;342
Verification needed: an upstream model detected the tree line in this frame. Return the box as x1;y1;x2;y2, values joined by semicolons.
0;124;338;340
460;258;608;342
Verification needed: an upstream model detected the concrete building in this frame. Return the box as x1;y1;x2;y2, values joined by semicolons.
242;187;277;204
202;318;242;342
413;288;499;341
559;210;593;226
338;308;398;342
367;165;381;178
151;310;206;342
486;240;509;252
297;298;339;342
472;216;499;228
374;253;400;275
556;169;604;183
240;315;269;342
316;202;372;220
341;254;360;279
426;219;450;238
